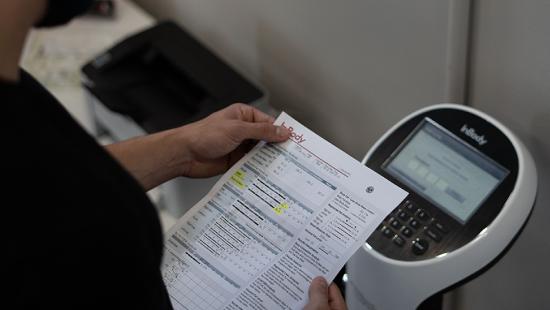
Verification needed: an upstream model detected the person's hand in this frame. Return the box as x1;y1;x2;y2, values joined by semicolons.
178;103;289;178
105;103;289;190
303;276;348;310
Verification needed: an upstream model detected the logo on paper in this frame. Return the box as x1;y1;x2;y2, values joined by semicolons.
281;122;306;144
460;125;488;145
366;186;374;193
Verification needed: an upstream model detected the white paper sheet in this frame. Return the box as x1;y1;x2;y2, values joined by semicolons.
161;112;408;310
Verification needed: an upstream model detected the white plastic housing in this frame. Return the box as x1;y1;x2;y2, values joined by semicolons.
345;104;537;310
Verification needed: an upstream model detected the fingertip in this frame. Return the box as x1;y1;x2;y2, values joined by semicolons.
276;126;289;140
312;276;328;288
328;282;348;310
328;282;342;296
308;276;329;301
249;105;277;124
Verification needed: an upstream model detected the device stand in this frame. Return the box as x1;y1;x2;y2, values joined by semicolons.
417;294;443;310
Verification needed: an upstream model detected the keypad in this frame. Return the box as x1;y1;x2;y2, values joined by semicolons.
377;199;453;254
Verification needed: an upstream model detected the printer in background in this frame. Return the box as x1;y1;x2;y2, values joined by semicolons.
81;21;271;218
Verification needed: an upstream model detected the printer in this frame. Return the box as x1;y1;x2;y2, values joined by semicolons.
81;21;270;218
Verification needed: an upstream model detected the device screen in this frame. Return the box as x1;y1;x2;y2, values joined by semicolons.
383;118;509;223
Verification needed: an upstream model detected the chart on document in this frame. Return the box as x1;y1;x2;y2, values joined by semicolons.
159;112;407;310
161;140;346;310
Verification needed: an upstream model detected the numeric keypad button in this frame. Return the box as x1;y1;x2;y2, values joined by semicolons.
404;200;418;213
393;236;406;247
389;218;401;229
409;219;421;229
381;227;394;238
397;210;409;221
400;227;413;238
430;218;449;233
416;209;429;220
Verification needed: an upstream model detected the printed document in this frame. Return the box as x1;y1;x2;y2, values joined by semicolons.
161;112;408;310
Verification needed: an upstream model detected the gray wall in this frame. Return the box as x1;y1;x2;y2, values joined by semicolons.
456;1;550;309
133;0;456;160
132;0;550;308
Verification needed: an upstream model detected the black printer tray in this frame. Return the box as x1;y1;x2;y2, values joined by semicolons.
82;21;265;134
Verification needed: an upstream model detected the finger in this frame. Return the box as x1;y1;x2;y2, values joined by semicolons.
328;282;348;310
234;121;289;143
307;276;330;309
233;103;277;124
251;106;276;124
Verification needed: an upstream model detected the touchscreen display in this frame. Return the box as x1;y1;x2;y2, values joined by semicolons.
383;118;509;223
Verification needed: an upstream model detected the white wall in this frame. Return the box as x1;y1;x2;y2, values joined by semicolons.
457;1;550;309
133;0;456;160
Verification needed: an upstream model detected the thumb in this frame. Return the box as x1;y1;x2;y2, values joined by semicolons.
238;122;289;142
305;276;330;310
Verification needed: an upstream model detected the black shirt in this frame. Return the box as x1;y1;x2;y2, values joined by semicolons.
0;70;172;309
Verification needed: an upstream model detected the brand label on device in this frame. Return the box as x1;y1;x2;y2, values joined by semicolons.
461;124;488;145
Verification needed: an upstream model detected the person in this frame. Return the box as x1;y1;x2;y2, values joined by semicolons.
0;1;348;309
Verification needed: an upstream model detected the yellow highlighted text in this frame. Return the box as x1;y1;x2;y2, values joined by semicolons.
234;170;245;179
280;203;289;210
231;176;245;188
